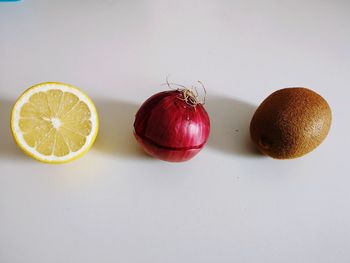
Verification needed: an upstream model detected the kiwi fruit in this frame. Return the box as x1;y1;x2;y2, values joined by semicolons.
250;87;332;159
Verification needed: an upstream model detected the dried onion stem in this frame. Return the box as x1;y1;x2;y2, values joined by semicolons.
162;77;207;107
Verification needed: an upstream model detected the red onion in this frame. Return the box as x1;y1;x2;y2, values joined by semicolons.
133;88;210;162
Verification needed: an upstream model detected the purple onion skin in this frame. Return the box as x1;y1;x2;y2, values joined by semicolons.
134;90;210;162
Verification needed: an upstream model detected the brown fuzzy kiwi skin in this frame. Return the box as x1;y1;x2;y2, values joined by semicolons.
250;87;332;159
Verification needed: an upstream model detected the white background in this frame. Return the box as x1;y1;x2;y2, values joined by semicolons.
0;0;349;262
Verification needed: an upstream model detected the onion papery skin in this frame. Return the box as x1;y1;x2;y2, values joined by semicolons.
134;90;210;162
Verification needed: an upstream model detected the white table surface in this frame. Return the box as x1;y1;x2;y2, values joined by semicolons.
1;1;349;262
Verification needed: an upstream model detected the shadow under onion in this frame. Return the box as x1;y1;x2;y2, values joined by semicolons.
93;98;151;160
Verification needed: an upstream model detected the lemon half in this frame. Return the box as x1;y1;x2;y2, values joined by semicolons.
11;82;99;163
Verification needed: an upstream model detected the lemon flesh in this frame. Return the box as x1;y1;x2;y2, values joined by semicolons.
11;82;99;163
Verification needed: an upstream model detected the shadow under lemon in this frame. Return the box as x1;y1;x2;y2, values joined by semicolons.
0;98;29;160
93;99;150;159
205;95;263;157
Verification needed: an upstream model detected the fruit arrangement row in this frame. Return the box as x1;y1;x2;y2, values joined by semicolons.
8;82;332;163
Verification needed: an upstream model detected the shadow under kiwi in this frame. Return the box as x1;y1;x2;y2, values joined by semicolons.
0;98;30;160
205;95;263;157
93;98;150;159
